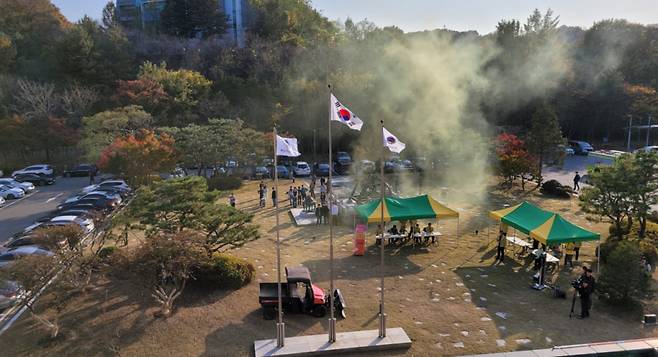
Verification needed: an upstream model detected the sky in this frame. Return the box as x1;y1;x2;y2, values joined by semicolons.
52;0;658;35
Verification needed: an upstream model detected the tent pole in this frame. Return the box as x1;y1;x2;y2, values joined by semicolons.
378;119;387;338
596;240;601;274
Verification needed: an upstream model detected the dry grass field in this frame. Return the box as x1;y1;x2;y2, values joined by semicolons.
1;179;656;356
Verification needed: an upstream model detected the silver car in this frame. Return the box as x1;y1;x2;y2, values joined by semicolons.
0;178;35;193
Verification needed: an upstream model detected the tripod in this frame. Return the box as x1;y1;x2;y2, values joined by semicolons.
569;288;578;318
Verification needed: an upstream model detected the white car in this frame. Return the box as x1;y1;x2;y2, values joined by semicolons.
634;146;658;153
82;180;131;194
0;178;35;193
24;215;95;234
0;196;4;206
0;185;25;200
11;164;54;177
65;191;122;205
293;162;311;177
0;246;54;268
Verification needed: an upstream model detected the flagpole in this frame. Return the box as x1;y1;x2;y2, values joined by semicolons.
273;127;285;347
378;119;387;338
327;85;336;343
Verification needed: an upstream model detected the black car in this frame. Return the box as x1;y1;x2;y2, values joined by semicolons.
13;173;55;186
57;198;113;211
63;164;98;177
54;203;104;213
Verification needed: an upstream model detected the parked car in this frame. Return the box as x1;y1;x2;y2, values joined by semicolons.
64;191;122;205
398;159;415;171
0;280;23;310
251;166;271;180
57;197;114;211
293;162;312;177
259;266;345;320
0;185;25;199
35;209;96;224
315;163;332;177
383;160;399;173
82;180;131;194
336;152;352;166
568;140;594;155
634;146;658;153
11;164;54;177
0;178;35;193
54;203;104;213
0;196;5;206
24;215;94;235
355;160;375;174
13;172;55;186
63;164;98;177
270;165;291;179
0;246;54;268
4;236;46;250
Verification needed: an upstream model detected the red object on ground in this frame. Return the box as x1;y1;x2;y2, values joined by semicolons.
353;224;367;256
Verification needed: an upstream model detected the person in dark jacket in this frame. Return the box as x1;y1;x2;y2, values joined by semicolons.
578;266;596;318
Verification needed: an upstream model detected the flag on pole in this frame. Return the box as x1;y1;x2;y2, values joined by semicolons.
276;135;301;157
330;94;364;131
382;127;406;153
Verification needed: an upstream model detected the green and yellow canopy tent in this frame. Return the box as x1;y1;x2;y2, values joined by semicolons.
489;201;600;245
355;195;459;234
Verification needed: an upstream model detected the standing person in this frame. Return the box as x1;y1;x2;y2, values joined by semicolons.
228;193;236;208
574;241;582;261
564;242;576;268
315;204;322;225
258;185;264;208
320;181;327;204
309;177;316;199
578;266;596;318
262;185;268;208
271;186;277;207
375;224;383;246
330;201;339;226
573;171;581;191
292;187;298;208
321;204;330;225
288;186;294;206
89;169;96;185
495;231;507;263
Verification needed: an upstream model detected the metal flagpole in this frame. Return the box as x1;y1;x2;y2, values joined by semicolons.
378;120;387;338
646;115;652;147
273;127;285;347
327;85;336;343
627;115;633;152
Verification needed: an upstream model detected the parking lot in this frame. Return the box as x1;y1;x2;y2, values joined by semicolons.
0;177;90;243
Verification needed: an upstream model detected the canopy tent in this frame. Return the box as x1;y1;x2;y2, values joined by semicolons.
355;194;458;223
489;201;600;245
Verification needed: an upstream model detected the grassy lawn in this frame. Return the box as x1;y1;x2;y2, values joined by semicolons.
0;179;655;356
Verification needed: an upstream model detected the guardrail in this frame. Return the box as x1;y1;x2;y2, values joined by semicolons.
0;197;133;335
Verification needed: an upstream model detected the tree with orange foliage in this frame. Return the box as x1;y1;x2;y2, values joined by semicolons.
98;129;177;185
497;133;537;190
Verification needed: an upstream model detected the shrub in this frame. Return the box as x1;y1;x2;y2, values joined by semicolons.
207;176;242;191
598;237;620;264
597;240;651;304
540;179;572;198
98;246;118;260
639;240;658;267
193;253;254;289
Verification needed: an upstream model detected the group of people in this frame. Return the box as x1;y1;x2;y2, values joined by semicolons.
375;220;437;245
257;181;277;208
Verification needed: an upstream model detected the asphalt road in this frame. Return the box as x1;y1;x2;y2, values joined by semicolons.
543;154;615;188
0;177;90;243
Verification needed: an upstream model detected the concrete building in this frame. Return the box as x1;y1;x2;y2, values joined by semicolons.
115;0;248;47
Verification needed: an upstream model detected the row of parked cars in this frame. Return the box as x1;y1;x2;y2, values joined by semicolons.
0;179;132;309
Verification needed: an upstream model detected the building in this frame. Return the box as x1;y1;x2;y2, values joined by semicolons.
115;0;248;47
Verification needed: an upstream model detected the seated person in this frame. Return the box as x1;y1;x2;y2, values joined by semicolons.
388;225;399;235
375;224;383;245
425;223;436;243
413;224;422;244
399;220;407;234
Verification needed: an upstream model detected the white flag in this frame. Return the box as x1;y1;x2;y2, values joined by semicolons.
382;127;406;153
276;135;301;157
330;93;364;131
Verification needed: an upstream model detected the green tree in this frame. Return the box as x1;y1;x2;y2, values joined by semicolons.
55;16;133;86
628;152;658;238
80;105;153;162
101;1;118;29
128;176;259;253
160;0;227;39
579;155;635;237
527;102;565;183
0;0;68;77
597;240;651;303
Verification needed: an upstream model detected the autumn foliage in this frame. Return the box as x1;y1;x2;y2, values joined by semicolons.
496;133;536;189
98;129;177;185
